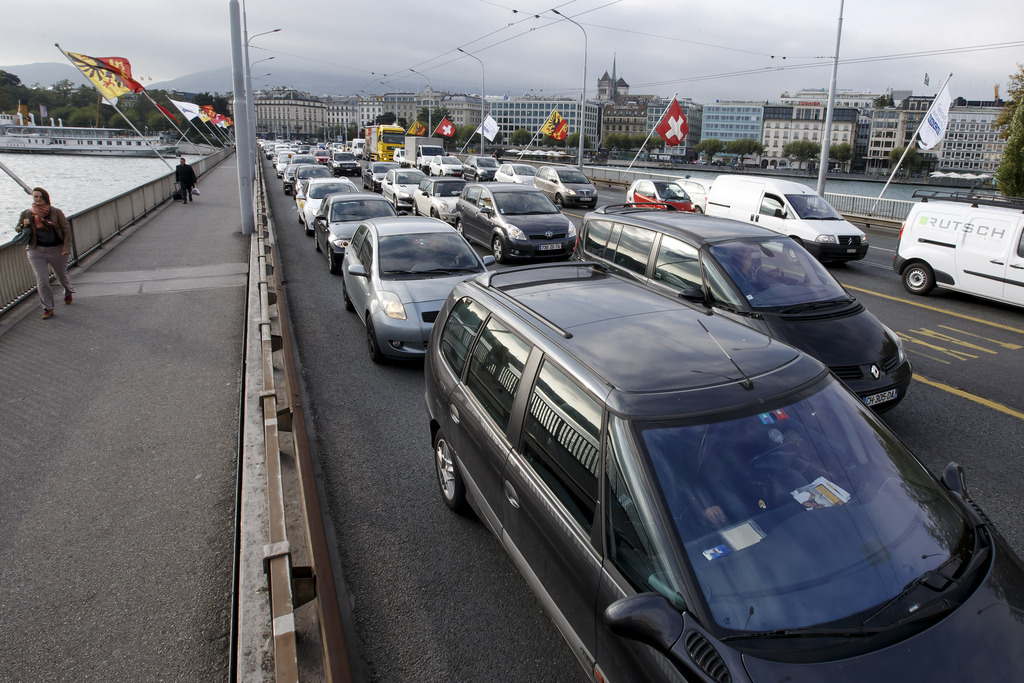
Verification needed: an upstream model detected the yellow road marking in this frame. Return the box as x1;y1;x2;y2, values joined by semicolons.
938;325;1023;350
914;375;1024;421
899;331;978;361
907;350;952;364
909;328;998;355
844;284;1024;336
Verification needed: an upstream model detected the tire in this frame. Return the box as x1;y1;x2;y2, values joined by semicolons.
314;231;322;252
434;429;469;514
491;234;506;264
366;315;385;364
304;221;313;237
328;253;340;275
430;208;439;219
555;194;564;208
342;278;355;311
454;219;464;236
902;262;935;295
694;205;704;214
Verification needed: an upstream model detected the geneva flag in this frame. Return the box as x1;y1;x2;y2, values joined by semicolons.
540;109;569;141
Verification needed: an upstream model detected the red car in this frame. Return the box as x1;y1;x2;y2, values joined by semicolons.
314;149;330;165
626;179;695;211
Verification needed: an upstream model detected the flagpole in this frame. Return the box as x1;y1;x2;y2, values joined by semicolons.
870;72;953;212
626;94;676;173
55;43;174;170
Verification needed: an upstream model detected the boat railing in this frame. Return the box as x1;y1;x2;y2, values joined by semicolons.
0;147;234;315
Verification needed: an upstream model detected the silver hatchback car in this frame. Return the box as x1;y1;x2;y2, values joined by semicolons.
533;165;598;208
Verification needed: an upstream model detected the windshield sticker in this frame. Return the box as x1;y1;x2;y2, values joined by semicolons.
791;477;851;510
702;544;731;561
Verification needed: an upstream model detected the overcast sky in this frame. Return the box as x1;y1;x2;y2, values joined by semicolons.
3;0;1022;104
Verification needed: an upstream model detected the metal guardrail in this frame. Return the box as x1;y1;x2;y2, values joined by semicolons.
0;148;233;314
250;156;351;683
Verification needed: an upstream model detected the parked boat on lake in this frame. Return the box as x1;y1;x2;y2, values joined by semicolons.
0;113;177;157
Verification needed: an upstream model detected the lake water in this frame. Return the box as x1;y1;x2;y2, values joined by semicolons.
0;153;203;244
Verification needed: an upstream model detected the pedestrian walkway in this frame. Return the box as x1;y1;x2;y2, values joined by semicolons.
0;157;248;681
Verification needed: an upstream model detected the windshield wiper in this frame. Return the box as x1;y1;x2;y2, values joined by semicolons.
778;298;853;314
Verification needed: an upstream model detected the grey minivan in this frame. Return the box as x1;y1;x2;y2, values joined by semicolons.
533;165;598;208
424;262;1024;683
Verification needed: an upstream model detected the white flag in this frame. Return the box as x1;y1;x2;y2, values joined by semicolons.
168;97;203;121
480;114;499;142
918;81;952;150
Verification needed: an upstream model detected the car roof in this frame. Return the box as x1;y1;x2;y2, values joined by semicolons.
367;216;455;236
325;192;387;205
459;264;825;416
587;207;783;246
470;182;541;193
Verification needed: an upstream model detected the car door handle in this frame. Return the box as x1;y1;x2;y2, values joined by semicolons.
449;404;460;425
990;260;1005;265
1011;264;1024;269
750;214;757;222
504;480;520;509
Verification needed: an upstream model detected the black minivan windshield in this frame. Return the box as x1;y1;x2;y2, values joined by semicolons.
709;239;851;309
636;380;970;634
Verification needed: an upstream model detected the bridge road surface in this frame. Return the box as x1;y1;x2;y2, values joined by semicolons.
264;158;587;682
0;157;247;681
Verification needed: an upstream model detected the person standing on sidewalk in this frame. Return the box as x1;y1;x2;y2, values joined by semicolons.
175;157;197;204
15;187;74;319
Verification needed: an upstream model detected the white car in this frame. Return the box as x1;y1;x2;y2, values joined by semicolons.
381;168;427;211
275;151;294;177
296;177;359;234
675;177;713;214
393;148;407;167
413;177;467;222
428;155;463;177
494;163;537;186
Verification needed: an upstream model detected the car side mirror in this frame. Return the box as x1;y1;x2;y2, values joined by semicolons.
775;208;787;219
942;462;967;497
482;255;496;266
347;263;367;278
678;287;708;306
315;213;325;221
604;594;684;653
481;206;493;216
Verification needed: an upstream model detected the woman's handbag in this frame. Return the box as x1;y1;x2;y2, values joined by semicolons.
12;228;31;246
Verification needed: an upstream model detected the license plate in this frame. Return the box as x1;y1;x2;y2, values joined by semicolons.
863;388;897;406
539;243;562;251
847;248;857;253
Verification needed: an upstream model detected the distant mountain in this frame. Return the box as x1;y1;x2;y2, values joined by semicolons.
3;61;366;98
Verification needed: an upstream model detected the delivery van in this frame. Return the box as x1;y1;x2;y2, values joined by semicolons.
893;190;1024;308
705;175;868;261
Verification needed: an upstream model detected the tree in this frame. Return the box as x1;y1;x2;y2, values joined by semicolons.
0;70;21;88
510;128;532;146
51;79;76;106
695;138;725;163
996;94;1024;197
828;142;854;172
726;138;765;166
995;63;1024;134
782;140;821;170
375;112;397;125
874;94;895;108
888;146;922;173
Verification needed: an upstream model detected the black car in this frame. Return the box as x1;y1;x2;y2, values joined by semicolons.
362;162;399;192
312;193;397;275
462;155;499;181
425;262;1024;682
574;205;912;411
454;183;576;263
329;151;360;177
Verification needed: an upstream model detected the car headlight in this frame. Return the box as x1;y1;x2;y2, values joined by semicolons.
439;201;453;212
379;291;407;320
399;190;412;199
567;188;578;196
815;234;838;243
505;224;527;241
567;223;577;239
882;324;906;363
329;234;350;249
861;234;869;245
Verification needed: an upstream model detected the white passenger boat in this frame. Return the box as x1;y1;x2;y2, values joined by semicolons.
0;113;177;157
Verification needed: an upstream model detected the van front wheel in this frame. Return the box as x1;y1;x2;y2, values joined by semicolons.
902;262;935;295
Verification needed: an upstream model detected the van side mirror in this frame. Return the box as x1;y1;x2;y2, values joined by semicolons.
942;462;967;497
774;208;786;219
604;594;684;652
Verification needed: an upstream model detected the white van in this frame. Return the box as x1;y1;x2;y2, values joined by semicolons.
705;175;868;261
351;139;366;159
894;191;1024;307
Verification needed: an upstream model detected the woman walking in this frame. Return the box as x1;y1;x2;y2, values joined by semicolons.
15;187;74;319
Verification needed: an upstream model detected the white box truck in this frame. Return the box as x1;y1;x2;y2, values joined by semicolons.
405;136;446;173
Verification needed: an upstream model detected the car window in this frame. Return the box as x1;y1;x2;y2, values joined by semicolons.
702;258;747;309
434;181;464;197
653;235;702;291
582;219;613;259
637;180;653;195
493;191;557;215
463;185;482;206
479;190;494;211
710;239;849;308
357;228;374;271
1018;227;1024;258
760;194;786;218
605;416;687;607
378;232;482;275
610;225;656;276
439;298;490;378
330;199;396;223
464;317;531;431
419;179;431;192
349;225;368;254
520;360;602;532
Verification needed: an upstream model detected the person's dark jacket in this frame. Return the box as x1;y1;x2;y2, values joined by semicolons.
175;163;197;188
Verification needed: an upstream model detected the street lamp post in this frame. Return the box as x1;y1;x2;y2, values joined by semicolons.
551;9;587;171
243;25;280;145
410;68;432;136
248;57;274;137
457;48;485;155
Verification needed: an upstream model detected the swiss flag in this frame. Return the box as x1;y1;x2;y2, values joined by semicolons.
434;117;455;138
655;99;689;147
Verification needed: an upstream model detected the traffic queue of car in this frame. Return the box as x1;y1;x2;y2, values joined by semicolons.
256;137;1024;682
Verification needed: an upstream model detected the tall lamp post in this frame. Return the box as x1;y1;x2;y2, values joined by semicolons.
457;48;485;155
248;57;274;137
551;9;587;171
243;25;280;146
410;68;433;136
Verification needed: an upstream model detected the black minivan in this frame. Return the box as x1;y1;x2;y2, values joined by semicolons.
575;205;912;411
425;263;1024;682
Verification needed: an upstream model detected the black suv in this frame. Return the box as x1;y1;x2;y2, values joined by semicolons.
462;154;499;181
424;262;1024;682
329;151;360;177
574;205;912;411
